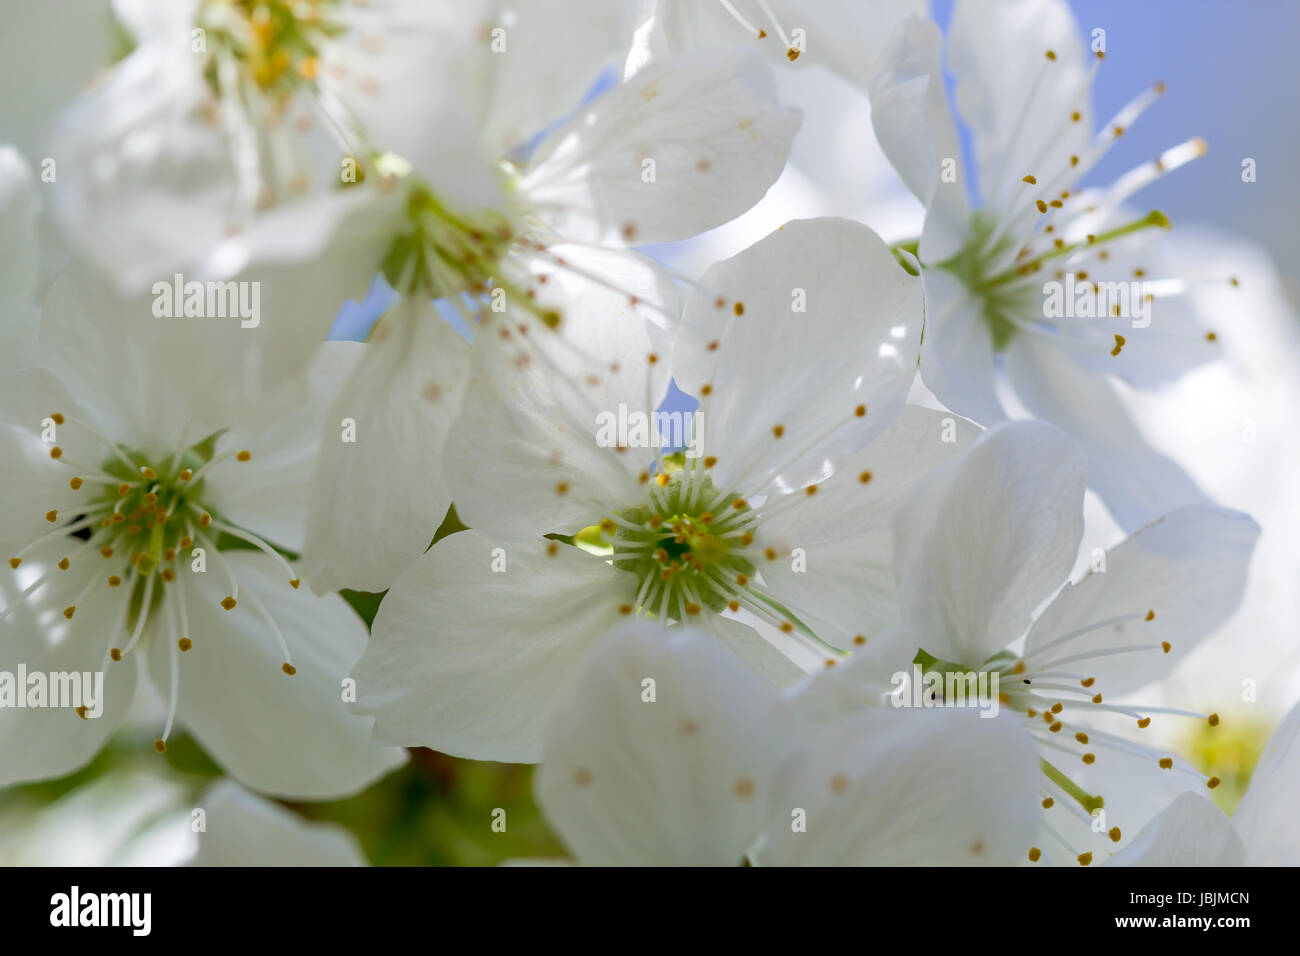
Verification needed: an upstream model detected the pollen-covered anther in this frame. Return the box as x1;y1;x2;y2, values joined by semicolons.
733;302;745;316
76;706;88;719
771;424;784;438
1206;776;1221;789
1077;852;1092;866
199;512;212;527
220;596;237;611
1049;721;1062;733
282;663;297;676
63;605;76;619
1092;693;1103;704
69;477;83;490
1082;753;1096;764
853;635;866;645
1161;641;1171;653
49;446;63;459
804;485;818;496
1158;757;1173;769
859;470;872;484
1137;717;1151;728
1028;847;1042;862
779;622;793;633
153;739;167;753
45;510;58;523
178;469;192;481
1111;334;1126;356
8;558;20;569
140;467;157;480
110;648;122;662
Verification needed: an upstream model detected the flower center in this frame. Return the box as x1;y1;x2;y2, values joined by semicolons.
379;182;519;301
609;468;757;622
200;0;341;95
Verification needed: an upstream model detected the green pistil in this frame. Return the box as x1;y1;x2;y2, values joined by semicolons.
1040;758;1104;813
980;209;1171;291
96;446;213;579
380;184;516;300
611;471;755;620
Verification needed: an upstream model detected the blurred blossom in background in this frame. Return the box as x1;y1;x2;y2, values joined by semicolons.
1;0;1297;863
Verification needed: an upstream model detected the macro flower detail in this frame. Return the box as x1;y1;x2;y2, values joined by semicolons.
802;420;1259;865
868;0;1236;529
0;270;403;797
345;219;979;762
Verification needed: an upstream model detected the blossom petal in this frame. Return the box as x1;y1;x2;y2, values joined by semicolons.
758;406;980;650
1233;700;1300;865
149;552;406;800
917;267;1006;426
191;779;368;866
302;302;470;594
762;706;1041;865
868;16;970;263
671;218;923;496
1106;792;1244;867
535;621;794;865
1006;335;1209;531
356;531;630;763
893;420;1086;666
1023;504;1258;697
0;555;135;787
520;48;799;245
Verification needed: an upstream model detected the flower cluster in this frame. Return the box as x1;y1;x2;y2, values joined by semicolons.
1;0;1294;867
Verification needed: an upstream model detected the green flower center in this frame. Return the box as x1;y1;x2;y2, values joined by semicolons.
609;469;756;622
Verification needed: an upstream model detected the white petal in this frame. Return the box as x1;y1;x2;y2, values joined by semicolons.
0;554;135;787
535;621;795;865
868;16;970;263
49;44;237;291
1006;335;1209;531
947;0;1092;205
758;406;980;649
762;706;1041;865
635;1;927;89
1106;792;1244;867
150;552;406;799
917;267;1006;426
479;0;633;154
1223;700;1300;865
0;146;39;370
206;343;362;555
356;531;630;763
520;48;799;245
893;420;1086;666
1023;504;1258;696
301;301;470;593
444;245;672;542
190;779;368;866
318;0;504;209
0;423;87;564
671;218;923;495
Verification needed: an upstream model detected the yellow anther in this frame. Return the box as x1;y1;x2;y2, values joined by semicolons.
178;638;192;651
153;739;167;753
282;663;297;676
220;596;237;610
1028;847;1042;862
